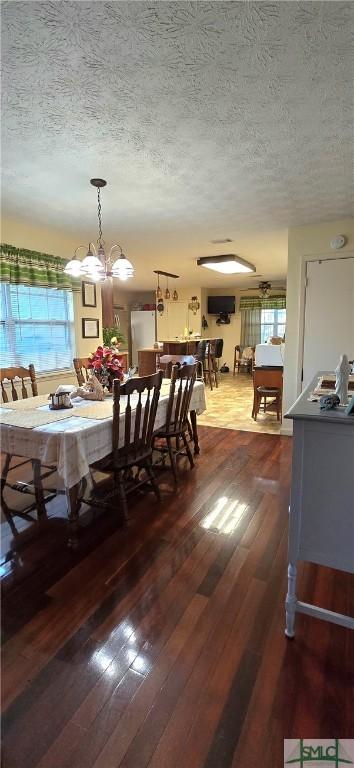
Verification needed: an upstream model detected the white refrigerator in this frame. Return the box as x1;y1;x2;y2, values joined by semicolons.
131;311;156;367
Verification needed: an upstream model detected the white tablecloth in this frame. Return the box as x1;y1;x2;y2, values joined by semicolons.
1;381;206;489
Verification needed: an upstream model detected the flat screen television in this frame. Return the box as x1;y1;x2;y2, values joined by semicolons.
207;295;235;315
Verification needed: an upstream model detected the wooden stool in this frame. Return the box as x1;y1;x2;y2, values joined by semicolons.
253;386;282;421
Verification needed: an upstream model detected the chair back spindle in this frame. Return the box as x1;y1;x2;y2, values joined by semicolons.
165;363;197;434
112;371;162;464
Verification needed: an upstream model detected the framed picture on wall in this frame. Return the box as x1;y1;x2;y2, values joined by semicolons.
82;318;99;338
82;281;97;307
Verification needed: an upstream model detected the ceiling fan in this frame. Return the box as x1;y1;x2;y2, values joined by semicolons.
240;280;286;299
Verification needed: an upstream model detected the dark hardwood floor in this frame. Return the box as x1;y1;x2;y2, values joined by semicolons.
1;426;353;768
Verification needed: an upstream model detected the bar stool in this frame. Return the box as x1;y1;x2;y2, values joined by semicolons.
204;340;218;390
253;386;282;421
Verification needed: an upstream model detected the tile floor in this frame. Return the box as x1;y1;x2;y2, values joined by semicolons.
198;372;282;434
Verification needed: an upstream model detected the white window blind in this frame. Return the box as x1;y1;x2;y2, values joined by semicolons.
260;308;286;343
0;283;75;373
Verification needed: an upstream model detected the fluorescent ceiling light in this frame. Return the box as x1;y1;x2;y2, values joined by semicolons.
197;255;256;274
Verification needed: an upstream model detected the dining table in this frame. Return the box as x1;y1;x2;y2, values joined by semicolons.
1;379;206;546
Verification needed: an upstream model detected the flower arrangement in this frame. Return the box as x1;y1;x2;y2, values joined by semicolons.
87;345;124;390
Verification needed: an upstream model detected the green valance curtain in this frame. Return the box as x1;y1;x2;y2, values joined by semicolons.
239;295;286;310
0;243;80;291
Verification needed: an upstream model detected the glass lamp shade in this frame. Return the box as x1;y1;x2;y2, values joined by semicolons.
64;258;83;277
90;270;107;282
165;288;170;299
156;286;163;300
111;254;134;280
172;289;178;301
81;253;104;274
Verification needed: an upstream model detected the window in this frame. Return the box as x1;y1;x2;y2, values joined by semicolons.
0;283;75;373
260;308;286;343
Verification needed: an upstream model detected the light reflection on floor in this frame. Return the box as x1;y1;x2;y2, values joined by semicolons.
200;496;247;535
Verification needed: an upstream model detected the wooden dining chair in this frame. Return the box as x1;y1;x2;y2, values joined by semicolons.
157;354;196;378
73;357;91;386
0;365;57;532
251;367;282;421
81;371;163;522
233;346;254;375
153;362;197;483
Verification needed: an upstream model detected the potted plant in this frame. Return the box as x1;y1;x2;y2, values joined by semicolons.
102;326;126;348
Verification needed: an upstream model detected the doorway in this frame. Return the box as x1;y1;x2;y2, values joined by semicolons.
302;256;354;388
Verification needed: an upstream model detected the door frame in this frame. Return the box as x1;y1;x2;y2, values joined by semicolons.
300;253;354;390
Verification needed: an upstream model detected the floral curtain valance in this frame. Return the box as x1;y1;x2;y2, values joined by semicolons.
239;294;286;311
0;243;80;291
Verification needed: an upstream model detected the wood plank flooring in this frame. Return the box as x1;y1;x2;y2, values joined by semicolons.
1;426;353;768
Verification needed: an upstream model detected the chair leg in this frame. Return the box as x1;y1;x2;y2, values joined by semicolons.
115;470;129;521
166;437;178;484
252;392;256;420
276;395;281;421
182;432;194;469
145;460;161;502
1;453;12;513
253;392;259;421
32;460;47;518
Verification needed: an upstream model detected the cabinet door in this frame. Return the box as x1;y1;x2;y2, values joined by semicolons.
302;257;354;387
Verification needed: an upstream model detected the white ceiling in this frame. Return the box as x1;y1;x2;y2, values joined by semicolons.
2;1;353;289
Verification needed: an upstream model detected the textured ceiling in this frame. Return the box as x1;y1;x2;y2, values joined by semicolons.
2;1;353;289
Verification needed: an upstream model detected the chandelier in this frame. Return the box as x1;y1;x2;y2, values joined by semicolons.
64;179;134;282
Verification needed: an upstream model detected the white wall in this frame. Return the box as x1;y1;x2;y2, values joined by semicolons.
283;218;354;433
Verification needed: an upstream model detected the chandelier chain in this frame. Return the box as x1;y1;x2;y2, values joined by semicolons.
97;188;103;246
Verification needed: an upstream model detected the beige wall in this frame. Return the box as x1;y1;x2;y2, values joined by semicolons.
201;287;242;367
156;287;202;340
283;217;354;432
1;215;103;383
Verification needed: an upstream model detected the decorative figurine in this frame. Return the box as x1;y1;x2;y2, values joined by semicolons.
72;374;105;401
320;394;340;411
335;354;351;405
